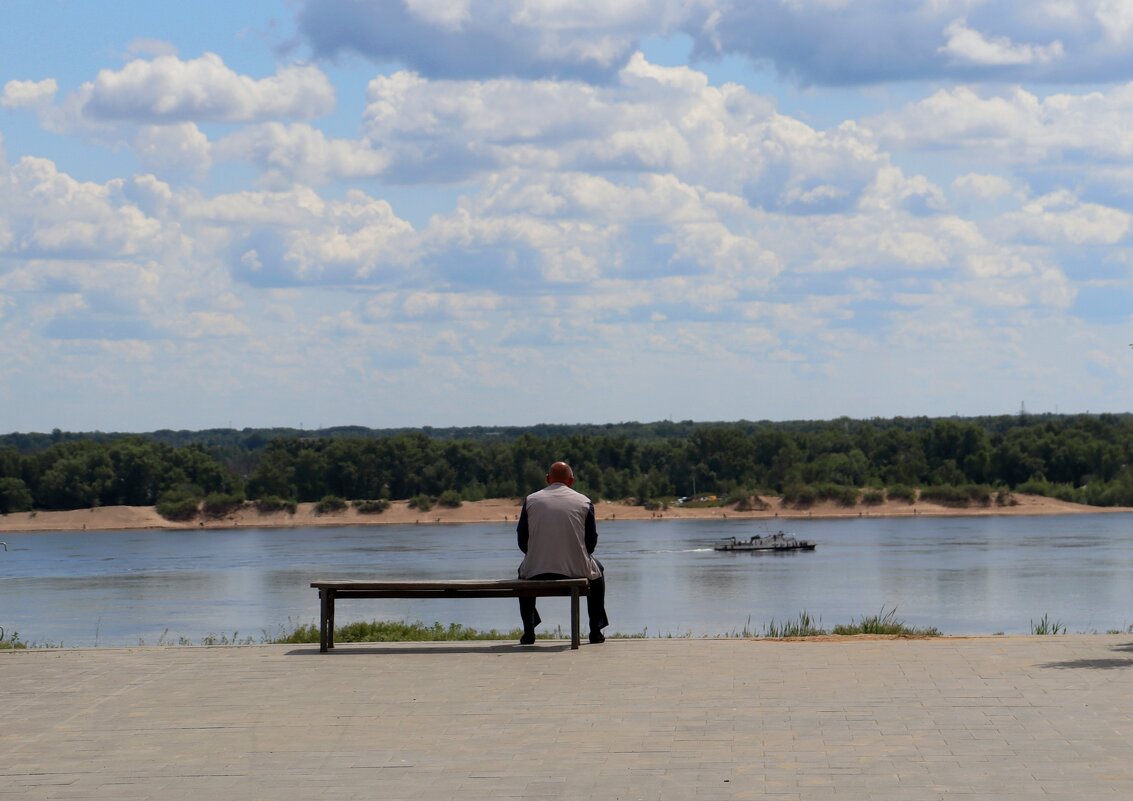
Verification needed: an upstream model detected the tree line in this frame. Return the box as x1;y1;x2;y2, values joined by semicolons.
2;413;1133;514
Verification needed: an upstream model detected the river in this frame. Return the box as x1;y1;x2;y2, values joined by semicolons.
2;514;1132;646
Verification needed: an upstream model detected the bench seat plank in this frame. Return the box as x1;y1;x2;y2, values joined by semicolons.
311;579;587;593
311;578;589;651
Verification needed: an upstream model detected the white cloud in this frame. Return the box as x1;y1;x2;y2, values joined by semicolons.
186;186;416;284
1;78;57;109
295;0;1133;86
216;123;389;184
298;0;699;81
81;53;334;123
871;83;1133;167
953;173;1015;200
135;123;212;175
998;189;1132;245
1096;0;1133;41
939;18;1064;66
1;156;165;259
9;3;1133;431
180;311;251;338
859;166;947;215
403;0;472;31
363;55;881;211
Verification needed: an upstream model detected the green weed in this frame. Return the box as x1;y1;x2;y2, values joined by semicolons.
763;611;826;638
0;629;27;650
832;607;940;637
274;619;535;643
1030;613;1066;635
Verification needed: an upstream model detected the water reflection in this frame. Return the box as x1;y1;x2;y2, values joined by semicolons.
2;514;1133;645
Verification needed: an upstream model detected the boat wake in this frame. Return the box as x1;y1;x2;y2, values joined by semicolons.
655;547;715;553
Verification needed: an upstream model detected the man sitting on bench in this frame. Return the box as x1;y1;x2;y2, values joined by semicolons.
517;461;609;645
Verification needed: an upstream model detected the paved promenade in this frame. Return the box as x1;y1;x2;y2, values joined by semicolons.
3;636;1132;800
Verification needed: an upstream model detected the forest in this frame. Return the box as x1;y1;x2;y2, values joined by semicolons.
2;413;1133;515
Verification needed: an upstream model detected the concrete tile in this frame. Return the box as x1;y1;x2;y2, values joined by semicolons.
2;636;1133;800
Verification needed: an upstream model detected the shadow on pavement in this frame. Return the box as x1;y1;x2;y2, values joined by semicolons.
1039;641;1133;670
286;642;576;656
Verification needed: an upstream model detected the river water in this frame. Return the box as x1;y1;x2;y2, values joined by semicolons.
2;515;1132;646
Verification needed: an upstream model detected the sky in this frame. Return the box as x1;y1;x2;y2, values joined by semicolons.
3;0;1133;433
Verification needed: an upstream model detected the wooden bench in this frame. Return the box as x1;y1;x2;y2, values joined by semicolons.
310;578;591;651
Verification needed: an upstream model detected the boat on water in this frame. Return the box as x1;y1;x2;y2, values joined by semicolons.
713;531;816;552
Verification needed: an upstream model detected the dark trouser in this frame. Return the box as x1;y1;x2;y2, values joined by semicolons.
519;562;608;635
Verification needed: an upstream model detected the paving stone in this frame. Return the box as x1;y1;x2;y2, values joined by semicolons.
2;636;1133;799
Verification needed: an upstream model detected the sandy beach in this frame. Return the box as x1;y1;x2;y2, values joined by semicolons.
1;493;1129;533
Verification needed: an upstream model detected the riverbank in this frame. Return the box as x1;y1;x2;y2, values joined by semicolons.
1;493;1128;533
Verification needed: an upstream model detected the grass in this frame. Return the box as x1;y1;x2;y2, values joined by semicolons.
0;629;27;650
259;612;923;644
832;607;941;637
273;619;548;644
1030;613;1066;635
763;611;827;638
12;612;1127;649
0;629;62;649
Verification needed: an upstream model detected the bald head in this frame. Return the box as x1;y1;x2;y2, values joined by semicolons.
546;461;574;486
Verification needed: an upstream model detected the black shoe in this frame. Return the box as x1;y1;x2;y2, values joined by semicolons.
520;632;536;645
589;631;605;644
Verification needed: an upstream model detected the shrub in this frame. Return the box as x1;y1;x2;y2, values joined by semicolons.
256;495;297;514
1050;483;1082;503
861;489;885;506
965;484;993;506
732;494;770;512
782;483;857;507
155;492;200;521
353;499;391;514
314;495;348;514
781;484;817;508
1016;478;1049;496
408;494;435;512
886;484;917;503
0;477;34;514
1019;477;1086;502
813;483;859;507
919;484;993;507
437;489;463;508
201;492;245;519
918;485;966;506
461;482;487;502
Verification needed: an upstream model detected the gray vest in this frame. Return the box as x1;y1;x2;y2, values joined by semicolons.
518;483;601;580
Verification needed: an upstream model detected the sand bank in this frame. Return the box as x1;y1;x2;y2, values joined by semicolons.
1;493;1128;533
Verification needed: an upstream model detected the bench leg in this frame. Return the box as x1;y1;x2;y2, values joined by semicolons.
319;589;329;652
328;590;336;649
570;588;580;649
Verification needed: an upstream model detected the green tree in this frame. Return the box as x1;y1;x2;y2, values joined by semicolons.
0;477;33;513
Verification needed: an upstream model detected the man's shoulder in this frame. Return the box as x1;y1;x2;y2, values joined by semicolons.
529;483;591;505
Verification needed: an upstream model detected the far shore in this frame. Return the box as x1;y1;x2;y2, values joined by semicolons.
1;493;1130;534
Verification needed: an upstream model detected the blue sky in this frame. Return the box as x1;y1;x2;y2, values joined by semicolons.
2;0;1133;432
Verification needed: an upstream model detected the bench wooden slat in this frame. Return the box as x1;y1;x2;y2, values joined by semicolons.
311;578;590;651
311;579;588;592
314;589;572;600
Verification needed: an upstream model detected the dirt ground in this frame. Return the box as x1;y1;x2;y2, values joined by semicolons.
1;493;1128;534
